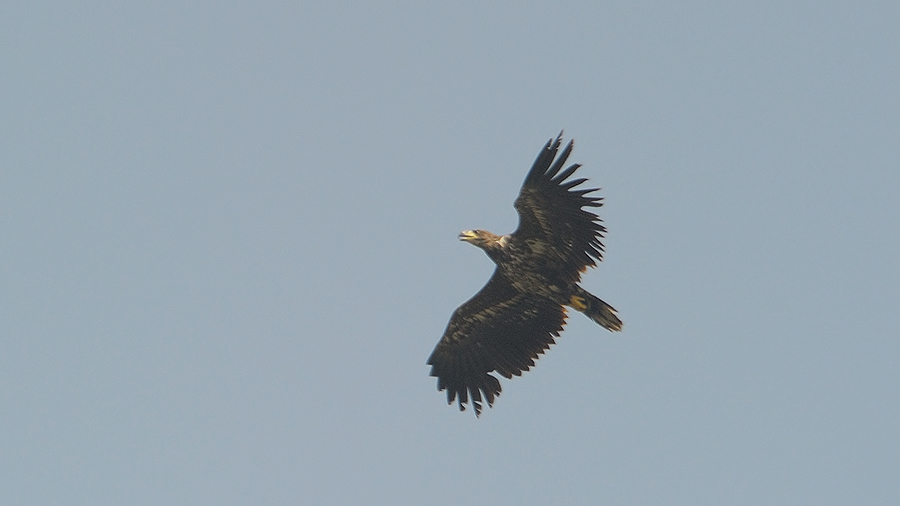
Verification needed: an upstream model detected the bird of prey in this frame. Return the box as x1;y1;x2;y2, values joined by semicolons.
427;133;623;416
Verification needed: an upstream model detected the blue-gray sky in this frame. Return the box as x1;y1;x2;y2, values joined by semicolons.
3;2;899;504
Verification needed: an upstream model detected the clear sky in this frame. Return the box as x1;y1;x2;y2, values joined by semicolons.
3;2;898;504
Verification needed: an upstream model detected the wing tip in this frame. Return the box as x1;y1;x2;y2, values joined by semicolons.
432;371;502;418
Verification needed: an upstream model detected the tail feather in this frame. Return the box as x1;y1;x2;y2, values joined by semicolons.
571;287;623;332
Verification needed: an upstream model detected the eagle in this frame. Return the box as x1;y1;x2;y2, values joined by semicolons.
427;133;623;416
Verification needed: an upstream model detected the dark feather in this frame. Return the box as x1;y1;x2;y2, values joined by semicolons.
427;272;566;416
513;135;607;278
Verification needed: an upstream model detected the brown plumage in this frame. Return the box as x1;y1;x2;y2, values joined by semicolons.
427;133;623;416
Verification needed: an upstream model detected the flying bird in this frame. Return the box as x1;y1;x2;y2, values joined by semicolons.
427;133;623;416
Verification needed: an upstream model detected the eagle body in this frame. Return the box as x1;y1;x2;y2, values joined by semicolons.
466;232;575;307
427;134;623;416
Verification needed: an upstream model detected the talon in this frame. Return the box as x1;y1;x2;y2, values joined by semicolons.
569;295;587;311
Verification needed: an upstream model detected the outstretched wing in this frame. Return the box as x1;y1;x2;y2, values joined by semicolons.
427;270;567;416
513;133;606;282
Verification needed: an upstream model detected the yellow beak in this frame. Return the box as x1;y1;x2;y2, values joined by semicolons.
459;230;478;242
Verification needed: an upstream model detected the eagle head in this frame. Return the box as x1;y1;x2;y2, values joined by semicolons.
459;230;509;250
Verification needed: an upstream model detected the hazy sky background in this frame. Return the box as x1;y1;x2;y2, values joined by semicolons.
3;2;898;504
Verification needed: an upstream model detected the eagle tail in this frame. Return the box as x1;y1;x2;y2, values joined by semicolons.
569;287;623;332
